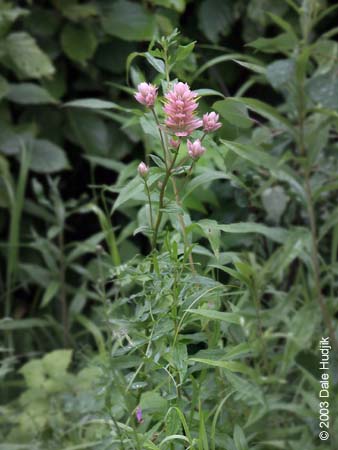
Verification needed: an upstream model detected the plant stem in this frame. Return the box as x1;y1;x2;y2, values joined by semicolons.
171;177;196;273
151;108;168;168
59;229;69;347
297;73;338;350
152;151;179;249
144;180;154;248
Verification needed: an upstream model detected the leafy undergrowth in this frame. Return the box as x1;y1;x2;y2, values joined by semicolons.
1;1;338;450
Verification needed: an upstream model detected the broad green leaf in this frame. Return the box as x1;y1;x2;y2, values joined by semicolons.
140;391;168;413
113;175;146;212
225;97;293;132
0;75;9;100
0;317;48;330
248;32;297;54
187;308;241;325
307;70;338;109
233;425;249;450
29;139;70;173
176;41;195;61
198;0;233;43
192;53;260;81
190;358;253;375
145;52;165;74
266;59;295;89
61;24;97;63
217;222;287;244
6;83;57;104
40;280;59;308
261;186;289;224
42;349;72;377
64;98;120;110
220;139;282;170
194;88;224;98
100;1;156;41
5;32;54;78
213;99;252;128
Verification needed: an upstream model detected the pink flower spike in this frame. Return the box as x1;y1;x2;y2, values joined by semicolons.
169;138;180;149
138;161;149;177
136;406;143;424
163;82;203;137
187;139;205;160
134;82;158;108
202;112;222;133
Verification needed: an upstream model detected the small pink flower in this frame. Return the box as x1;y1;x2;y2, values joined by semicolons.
187;139;205;159
169;138;180;149
163;82;202;137
136;406;143;423
202;112;222;132
134;82;158;107
138;161;149;177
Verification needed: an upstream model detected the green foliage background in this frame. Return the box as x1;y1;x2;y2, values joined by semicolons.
0;0;338;449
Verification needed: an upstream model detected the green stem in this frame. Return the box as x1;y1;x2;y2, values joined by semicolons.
152;151;180;249
144;180;154;247
151;108;168;168
296;59;338;350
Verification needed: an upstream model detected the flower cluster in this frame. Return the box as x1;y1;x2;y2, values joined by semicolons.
135;81;221;173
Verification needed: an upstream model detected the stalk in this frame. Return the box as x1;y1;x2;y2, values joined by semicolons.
296;48;338;350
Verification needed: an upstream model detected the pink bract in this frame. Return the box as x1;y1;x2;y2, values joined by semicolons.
163;82;202;137
187;139;205;159
135;82;158;108
202;112;222;132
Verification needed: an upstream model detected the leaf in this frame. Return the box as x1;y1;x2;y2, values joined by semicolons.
217;222;287;244
42;349;73;378
213;99;252;128
266;59;295;89
6;83;57;104
64;98;120;110
261;186;289;224
248;32;297;54
29;139;70;173
40;280;59;308
145;52;165;74
225;97;293;132
0;318;48;330
140;391;168;414
176;42;195;61
0;75;9;100
5;32;54;78
61;24;97;63
198;0;233;43
221;139;282;170
113;175;146;212
187;308;241;325
233;425;249;450
307;70;338;109
100;1;156;42
194;88;224;98
190;358;253;375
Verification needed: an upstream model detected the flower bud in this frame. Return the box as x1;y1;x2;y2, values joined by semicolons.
138;161;149;177
169;138;180;149
187;139;205;159
202;112;222;132
134;82;158;108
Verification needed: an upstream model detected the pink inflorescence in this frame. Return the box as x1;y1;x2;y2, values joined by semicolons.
202;112;222;133
135;82;158;108
187;139;205;159
163;82;203;137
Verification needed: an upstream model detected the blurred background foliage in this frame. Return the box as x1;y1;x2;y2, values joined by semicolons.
1;0;338;449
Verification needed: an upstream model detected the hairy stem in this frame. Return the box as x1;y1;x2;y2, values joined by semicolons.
152;151;179;249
